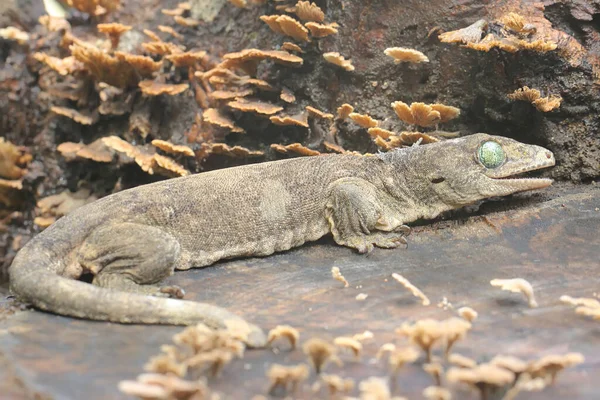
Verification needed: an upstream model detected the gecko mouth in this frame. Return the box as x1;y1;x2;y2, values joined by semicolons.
489;155;555;192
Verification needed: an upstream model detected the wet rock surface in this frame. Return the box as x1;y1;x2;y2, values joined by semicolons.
1;183;599;399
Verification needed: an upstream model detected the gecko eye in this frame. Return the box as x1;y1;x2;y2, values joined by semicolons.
477;141;505;169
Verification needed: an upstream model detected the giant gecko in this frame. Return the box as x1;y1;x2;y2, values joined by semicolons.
9;134;555;347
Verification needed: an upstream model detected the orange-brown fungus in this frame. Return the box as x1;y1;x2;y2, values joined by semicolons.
51;106;98;125
391;101;441;127
70;43;137;88
33;53;84;76
0;138;28;180
323;52;354;71
119;373;211;400
392;273;430;305
114;52;162;77
97;23;132;49
271;143;320;156
201;143;264;158
267;325;300;350
267;364;309;396
336;103;354;119
157;25;184;40
174;16;201;27
423;386;452;400
384;47;429;64
396;319;444;362
153;154;190;177
331;266;349;287
368;127;394;140
222;48;303;67
508;86;561;112
349;112;378;128
447;363;516;397
57;140;113;163
151;140;194;157
499;12;536;35
319;374;355;397
139;81;189;96
142;29;162;42
209;88;254;101
142;41;185;56
203;108;245;133
333;337;362;359
295;1;325;22
305;22;338;38
527;353;584;384
303;338;339;373
166;51;207;67
438;19;488;44
282;42;303;53
228;98;283;115
64;0;120;16
490;278;538;308
430;104;461;123
280;87;296;103
270;112;309;128
276;15;310;42
260;15;285;35
306;106;334;120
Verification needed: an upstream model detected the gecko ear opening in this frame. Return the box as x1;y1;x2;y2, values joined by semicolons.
431;177;446;184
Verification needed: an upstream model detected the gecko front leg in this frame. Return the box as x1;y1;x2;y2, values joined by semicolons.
325;177;410;253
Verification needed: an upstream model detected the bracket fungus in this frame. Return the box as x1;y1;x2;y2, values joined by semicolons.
305;22;338;38
384;47;429;64
490;278;538;308
267;364;309;396
323;52;355;71
276;15;310;42
391;101;441;128
51;106;99;125
203;108;245;133
57;140;114;163
228;98;284;116
349;112;379;128
396;319;444;362
200;143;264;158
267;325;300;350
97;23;132;49
151;140;194;157
271;143;320;157
391;273;430;306
446;363;515;400
508;86;562;112
331;266;349;287
302;338;340;373
294;1;325;22
270;112;309;128
457;306;478;322
333;337;362;359
527;353;584;384
318;374;355;397
139;81;189;96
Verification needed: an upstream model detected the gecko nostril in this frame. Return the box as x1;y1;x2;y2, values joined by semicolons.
546;152;552;159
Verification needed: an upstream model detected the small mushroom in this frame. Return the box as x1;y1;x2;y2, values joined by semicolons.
323;52;354;71
294;1;325;22
267;364;309;396
333;337;362;359
384;47;429;64
331;266;349;287
391;273;430;306
457;307;478;322
349;112;379;128
303;338;340;374
97;23;132;49
267;325;300;350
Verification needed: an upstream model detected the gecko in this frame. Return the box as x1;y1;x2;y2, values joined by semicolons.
9;133;555;347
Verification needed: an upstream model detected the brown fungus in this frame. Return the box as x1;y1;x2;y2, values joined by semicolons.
282;41;303;53
57;139;113;163
331;266;349;287
391;273;430;306
201;143;264;158
302;338;340;373
388;346;420;374
336;103;354;120
51;106;99;125
424;362;444;386
305;22;338;38
446;363;515;400
527;353;584;384
319;374;355;397
260;15;286;35
448;353;477;369
323;52;354;71
391;102;441;128
97;23;132;49
396;319;444;362
438;19;488;44
333;337;362;359
228;98;283;116
203;108;245;133
276;15;310;42
442;317;472;357
280;87;296;103
384;47;429;64
423;386;452;400
271;143;320;157
222;48;303;68
139;81;189;96
157;25;184;40
166;50;207;68
295;1;325;22
306;106;334;120
267;364;309;396
33;53;84;76
270;112;309;128
267;325;300;350
430;104;461;123
490;278;538;308
349;112;379;128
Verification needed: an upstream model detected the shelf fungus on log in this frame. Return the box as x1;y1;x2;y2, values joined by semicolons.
384;47;429;64
323;52;354;71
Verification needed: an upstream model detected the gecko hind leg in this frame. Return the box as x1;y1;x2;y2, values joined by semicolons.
326;178;409;254
76;222;185;299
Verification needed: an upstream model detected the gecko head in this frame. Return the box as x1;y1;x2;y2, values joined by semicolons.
400;133;555;206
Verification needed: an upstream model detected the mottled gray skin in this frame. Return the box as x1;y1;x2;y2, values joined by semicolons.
9;134;555;347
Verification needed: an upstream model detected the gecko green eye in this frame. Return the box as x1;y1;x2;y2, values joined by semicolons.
477;141;505;169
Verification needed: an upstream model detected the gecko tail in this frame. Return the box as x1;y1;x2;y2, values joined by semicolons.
8;245;266;348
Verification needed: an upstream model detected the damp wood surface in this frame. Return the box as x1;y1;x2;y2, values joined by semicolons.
0;183;599;399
